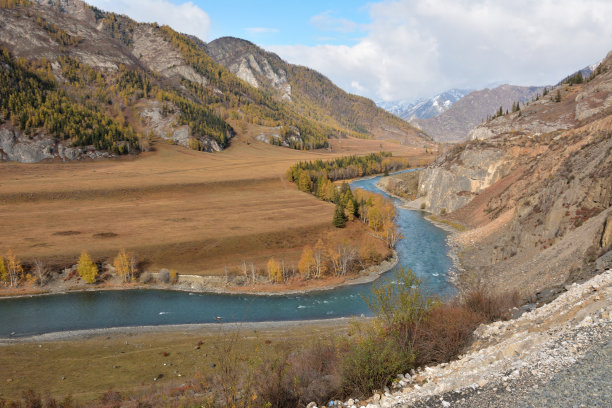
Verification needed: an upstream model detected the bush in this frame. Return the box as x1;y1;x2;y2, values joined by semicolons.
341;330;414;397
463;289;520;322
158;268;170;283
140;272;152;284
413;303;482;366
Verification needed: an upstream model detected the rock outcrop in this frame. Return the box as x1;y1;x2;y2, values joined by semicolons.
0;127;112;162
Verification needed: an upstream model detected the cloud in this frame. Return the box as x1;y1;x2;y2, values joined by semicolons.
310;11;359;33
271;0;612;102
245;27;280;34
88;0;210;41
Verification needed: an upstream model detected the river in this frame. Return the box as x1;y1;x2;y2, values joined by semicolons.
0;171;454;338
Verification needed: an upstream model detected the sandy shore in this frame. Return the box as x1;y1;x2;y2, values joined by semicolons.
0;316;360;343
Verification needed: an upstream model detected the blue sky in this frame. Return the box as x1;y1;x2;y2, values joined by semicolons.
89;1;612;102
201;0;371;47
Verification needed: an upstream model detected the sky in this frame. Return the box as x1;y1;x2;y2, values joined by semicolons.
88;0;612;102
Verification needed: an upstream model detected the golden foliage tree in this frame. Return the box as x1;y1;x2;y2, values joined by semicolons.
6;249;23;287
0;256;8;285
313;239;327;278
298;246;315;279
77;250;98;284
267;258;283;283
113;248;130;282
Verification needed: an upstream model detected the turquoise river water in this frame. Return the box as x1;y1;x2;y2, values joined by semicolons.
0;171;454;338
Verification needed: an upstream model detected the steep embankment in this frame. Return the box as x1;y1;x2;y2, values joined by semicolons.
409;51;612;298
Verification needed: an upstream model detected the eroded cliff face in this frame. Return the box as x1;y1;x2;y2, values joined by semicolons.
417;147;512;214
408;51;612;297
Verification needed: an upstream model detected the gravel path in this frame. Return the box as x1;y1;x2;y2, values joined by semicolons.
403;324;612;408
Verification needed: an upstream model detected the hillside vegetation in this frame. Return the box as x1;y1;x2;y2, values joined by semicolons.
206;37;431;146
0;0;429;162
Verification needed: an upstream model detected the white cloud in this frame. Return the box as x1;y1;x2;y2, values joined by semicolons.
271;0;612;102
310;11;359;33
88;0;210;41
245;27;279;34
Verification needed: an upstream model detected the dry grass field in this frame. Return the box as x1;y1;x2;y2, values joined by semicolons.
0;320;351;402
0;125;434;275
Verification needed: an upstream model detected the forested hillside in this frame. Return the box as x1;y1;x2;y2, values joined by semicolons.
206;37;431;146
0;0;430;162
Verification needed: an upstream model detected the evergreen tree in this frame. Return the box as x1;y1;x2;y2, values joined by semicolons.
333;202;347;228
77;250;98;284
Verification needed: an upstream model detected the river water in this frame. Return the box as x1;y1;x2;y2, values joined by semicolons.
0;171;454;338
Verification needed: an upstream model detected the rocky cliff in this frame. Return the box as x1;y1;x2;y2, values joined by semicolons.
407;51;612;297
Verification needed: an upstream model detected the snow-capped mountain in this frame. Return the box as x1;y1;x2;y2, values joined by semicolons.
378;89;472;121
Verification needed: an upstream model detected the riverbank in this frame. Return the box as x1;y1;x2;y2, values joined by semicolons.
0;251;398;300
0;316;358;343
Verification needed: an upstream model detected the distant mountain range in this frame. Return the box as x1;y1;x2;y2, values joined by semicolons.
379;85;544;143
377;89;472;121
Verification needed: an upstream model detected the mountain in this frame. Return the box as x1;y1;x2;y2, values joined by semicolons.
0;1;429;163
413;84;544;143
410;49;612;297
205;37;430;147
378;88;472;121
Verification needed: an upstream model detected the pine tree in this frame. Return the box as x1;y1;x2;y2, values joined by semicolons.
333;202;347;228
77;250;98;284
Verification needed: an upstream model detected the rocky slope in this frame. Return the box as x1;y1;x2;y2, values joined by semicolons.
413;85;543;143
205;37;430;146
377;89;472;121
344;269;612;408
403;50;612;299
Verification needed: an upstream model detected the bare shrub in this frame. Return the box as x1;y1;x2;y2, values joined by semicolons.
463;289;520;322
413;303;482;367
139;272;152;284
158;269;170;283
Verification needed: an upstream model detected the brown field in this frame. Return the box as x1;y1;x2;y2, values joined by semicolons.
0;320;351;402
0;126;434;275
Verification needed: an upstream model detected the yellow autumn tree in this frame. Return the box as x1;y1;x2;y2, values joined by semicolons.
267;258;283;283
113;248;130;282
77;250;98;284
6;249;23;287
0;256;8;285
313;239;327;278
298;246;315;279
345;199;356;221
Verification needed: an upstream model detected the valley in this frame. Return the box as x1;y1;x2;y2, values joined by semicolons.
0;129;430;277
